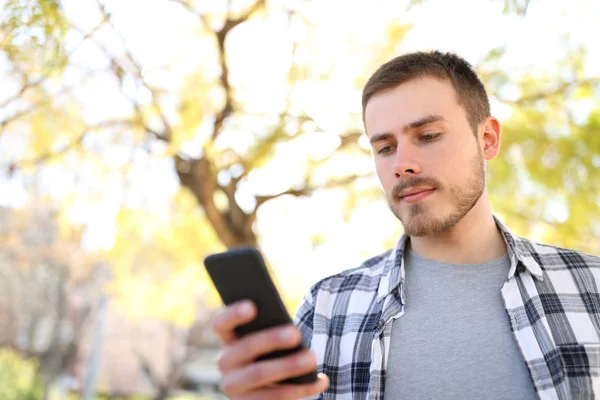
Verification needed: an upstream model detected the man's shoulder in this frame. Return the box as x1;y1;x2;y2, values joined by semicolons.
308;249;394;296
296;249;394;326
518;236;600;269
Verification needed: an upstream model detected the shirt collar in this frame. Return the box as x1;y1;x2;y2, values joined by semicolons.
493;216;544;281
376;215;544;302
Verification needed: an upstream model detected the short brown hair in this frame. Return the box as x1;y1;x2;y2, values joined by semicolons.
362;51;490;133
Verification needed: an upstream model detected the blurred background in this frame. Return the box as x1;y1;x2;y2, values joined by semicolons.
0;0;599;398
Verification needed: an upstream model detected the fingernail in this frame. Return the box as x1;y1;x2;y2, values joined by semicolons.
318;373;329;387
297;353;313;367
280;328;296;341
239;301;253;316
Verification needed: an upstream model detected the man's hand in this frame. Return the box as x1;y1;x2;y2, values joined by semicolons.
211;300;329;400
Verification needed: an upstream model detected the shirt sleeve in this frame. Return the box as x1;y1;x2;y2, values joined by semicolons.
294;286;316;349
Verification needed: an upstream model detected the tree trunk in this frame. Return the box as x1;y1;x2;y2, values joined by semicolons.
175;156;257;248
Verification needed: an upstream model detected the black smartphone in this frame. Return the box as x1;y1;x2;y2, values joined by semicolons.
203;246;318;385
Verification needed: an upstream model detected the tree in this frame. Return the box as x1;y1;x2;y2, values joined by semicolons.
479;46;600;254
0;206;103;399
1;1;600;395
0;0;401;249
2;0;598;256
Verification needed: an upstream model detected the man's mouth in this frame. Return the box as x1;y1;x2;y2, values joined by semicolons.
398;188;435;203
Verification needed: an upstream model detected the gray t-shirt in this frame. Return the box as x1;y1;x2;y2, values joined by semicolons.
383;248;537;400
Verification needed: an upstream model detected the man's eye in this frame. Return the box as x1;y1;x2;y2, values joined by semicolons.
377;145;394;155
420;133;441;142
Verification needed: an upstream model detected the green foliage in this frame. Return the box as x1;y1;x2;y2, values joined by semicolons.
105;188;224;323
486;50;600;254
2;1;600;332
1;0;69;75
0;349;42;400
25;99;85;161
243;114;290;170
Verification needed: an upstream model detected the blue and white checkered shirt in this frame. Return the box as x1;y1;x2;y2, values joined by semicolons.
294;217;600;400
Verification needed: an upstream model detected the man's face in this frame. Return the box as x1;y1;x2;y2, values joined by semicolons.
364;77;485;237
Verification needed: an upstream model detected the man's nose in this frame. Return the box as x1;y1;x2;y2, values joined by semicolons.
393;146;421;178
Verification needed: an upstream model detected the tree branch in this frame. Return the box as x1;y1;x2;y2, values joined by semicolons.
175;155;252;246
133;324;190;399
0;18;105;136
211;0;266;142
1;119;137;170
164;0;210;30
221;0;265;37
496;77;600;106
72;28;172;143
0;18;108;111
339;130;365;149
0;77;93;136
255;188;309;208
254;172;372;208
81;2;175;143
136;351;162;392
0;104;43;134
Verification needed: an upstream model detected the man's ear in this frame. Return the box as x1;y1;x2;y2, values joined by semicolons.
480;116;501;161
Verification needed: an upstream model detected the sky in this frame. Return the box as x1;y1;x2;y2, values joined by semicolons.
1;0;599;302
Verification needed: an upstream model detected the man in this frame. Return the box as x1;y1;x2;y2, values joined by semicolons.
211;51;600;399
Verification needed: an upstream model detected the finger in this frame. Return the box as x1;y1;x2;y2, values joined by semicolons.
218;324;301;371
221;350;318;396
211;300;257;345
241;373;330;400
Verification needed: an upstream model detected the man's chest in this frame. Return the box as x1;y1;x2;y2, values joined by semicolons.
312;272;600;400
501;272;600;399
383;264;537;399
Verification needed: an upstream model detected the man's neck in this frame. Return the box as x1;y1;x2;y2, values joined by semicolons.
408;194;507;265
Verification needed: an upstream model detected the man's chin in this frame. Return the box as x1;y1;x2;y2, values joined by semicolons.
400;211;449;237
403;211;468;237
388;201;445;236
402;221;435;237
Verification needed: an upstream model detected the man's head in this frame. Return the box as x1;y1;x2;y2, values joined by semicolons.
362;51;501;237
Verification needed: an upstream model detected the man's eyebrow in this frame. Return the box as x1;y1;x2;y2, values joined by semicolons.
404;114;447;130
369;132;394;145
369;114;447;145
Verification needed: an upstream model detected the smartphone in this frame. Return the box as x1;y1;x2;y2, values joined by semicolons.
203;246;318;385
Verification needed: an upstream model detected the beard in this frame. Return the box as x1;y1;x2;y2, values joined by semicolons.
387;150;485;237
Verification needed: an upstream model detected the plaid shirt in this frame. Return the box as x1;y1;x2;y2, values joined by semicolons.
294;217;600;400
